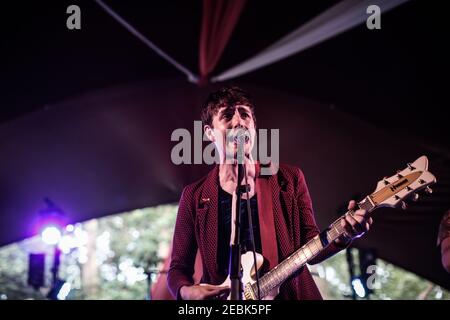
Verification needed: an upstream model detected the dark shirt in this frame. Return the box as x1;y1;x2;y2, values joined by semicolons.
217;187;261;276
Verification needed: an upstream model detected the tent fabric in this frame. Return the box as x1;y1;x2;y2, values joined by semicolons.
199;0;247;83
212;0;410;82
94;0;199;83
1;78;448;290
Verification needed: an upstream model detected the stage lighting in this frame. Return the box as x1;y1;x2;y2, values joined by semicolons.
41;226;62;245
32;199;71;299
35;198;68;246
47;279;70;300
351;277;367;298
57;282;72;300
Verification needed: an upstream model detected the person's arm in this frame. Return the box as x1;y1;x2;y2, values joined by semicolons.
167;187;230;300
438;211;450;273
441;237;450;273
167;186;198;299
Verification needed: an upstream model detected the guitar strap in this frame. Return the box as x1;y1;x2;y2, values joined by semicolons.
255;164;279;270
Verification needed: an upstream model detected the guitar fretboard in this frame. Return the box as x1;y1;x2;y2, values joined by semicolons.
250;196;375;299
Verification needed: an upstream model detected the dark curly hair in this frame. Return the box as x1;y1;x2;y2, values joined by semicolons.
201;86;256;127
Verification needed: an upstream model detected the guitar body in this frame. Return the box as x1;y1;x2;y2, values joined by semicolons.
213;251;279;300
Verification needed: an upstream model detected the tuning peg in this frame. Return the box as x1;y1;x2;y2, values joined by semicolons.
407;163;416;170
383;177;389;185
401;201;407;210
425;186;433;194
412;193;419;201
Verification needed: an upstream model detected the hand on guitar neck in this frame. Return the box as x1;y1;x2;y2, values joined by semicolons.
335;200;373;246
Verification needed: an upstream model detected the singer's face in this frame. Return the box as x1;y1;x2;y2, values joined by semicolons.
206;105;256;163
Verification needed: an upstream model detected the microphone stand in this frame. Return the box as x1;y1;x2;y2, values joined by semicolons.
229;129;253;300
229;162;247;300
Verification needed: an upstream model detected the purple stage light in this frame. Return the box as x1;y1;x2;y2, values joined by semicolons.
34;198;68;244
41;226;62;245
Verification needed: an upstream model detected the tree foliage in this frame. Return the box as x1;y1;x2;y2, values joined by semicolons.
1;204;448;300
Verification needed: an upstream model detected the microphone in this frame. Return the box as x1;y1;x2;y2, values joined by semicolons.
233;128;249;145
233;128;249;165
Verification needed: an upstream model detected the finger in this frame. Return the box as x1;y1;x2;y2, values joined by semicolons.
204;286;230;295
353;209;368;218
344;216;360;235
204;288;230;299
354;214;372;234
364;217;373;231
203;290;221;299
348;200;356;210
217;287;231;297
345;214;366;234
353;210;370;225
351;212;367;223
353;214;369;233
341;218;354;238
200;284;229;290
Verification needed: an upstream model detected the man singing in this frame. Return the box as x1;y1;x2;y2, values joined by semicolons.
167;86;373;300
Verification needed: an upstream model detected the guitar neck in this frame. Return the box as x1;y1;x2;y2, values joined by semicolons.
250;196;376;299
243;157;436;299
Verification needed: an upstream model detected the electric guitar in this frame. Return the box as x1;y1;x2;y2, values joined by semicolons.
213;155;437;300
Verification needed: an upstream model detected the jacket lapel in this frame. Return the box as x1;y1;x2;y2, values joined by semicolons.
274;174;296;258
196;166;220;277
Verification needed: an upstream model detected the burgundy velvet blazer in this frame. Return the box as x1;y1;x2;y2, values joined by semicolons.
167;164;347;300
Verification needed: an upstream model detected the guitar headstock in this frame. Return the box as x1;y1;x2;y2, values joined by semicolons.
370;156;436;209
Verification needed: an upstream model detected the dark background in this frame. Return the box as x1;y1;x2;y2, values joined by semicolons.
1;0;448;150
